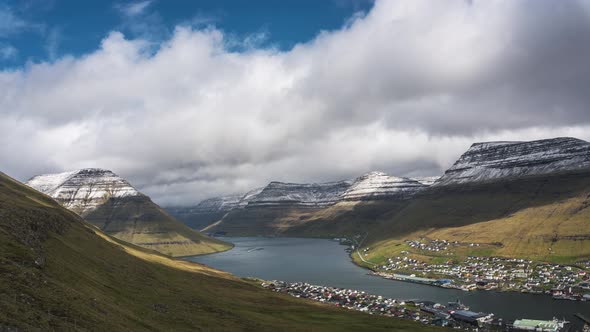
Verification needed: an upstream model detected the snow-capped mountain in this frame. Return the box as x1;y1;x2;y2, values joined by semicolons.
27;168;141;215
237;187;265;207
173;172;438;230
341;172;429;201
26;168;230;256
436;137;590;186
246;181;353;208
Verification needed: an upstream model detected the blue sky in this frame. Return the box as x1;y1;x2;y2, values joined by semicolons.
0;0;373;67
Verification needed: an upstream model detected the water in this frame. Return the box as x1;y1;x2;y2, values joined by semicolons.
187;237;590;329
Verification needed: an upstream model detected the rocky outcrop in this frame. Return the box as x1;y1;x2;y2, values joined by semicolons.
436;137;590;186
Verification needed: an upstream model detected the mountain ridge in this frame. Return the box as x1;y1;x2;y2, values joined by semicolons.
435;137;590;186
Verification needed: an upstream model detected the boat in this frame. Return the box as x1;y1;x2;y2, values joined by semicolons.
447;298;469;311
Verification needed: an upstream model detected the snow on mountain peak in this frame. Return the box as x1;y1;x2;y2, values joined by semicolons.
341;171;429;200
247;180;352;207
436;137;590;186
26;168;141;214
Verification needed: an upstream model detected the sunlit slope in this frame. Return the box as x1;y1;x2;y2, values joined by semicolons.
363;170;590;264
0;172;436;331
84;195;232;256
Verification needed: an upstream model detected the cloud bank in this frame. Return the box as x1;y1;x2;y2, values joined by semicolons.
2;0;590;205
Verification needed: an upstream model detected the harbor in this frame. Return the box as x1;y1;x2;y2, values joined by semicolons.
262;280;571;331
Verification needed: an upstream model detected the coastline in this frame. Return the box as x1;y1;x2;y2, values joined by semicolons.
349;249;589;302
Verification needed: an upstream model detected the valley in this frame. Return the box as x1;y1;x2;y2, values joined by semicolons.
6;137;590;330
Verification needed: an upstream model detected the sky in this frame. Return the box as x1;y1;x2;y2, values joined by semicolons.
2;0;590;206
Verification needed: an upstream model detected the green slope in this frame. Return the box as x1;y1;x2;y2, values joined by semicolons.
361;170;590;264
0;172;437;331
84;195;232;256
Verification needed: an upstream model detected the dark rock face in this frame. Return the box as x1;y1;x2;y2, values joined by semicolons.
437;137;590;186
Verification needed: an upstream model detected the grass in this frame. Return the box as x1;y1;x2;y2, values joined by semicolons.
354;170;590;265
0;171;439;331
81;193;233;257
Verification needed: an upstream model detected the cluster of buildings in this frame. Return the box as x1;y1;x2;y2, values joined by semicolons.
405;238;453;252
376;254;590;298
261;280;501;330
261;279;575;331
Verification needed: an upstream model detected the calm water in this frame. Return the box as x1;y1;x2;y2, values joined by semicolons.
187;237;590;329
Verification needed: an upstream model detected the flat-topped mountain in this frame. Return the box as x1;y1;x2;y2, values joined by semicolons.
341;172;429;201
436;137;590;186
26;169;231;256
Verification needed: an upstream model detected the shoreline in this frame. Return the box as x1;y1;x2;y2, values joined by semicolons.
349;250;589;302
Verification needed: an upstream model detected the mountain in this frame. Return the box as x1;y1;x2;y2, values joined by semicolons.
27;168;141;215
0;171;431;331
193;137;590;263
358;137;590;265
26;168;231;257
436;137;590;186
166;187;264;230
247;180;352;208
202;172;435;236
341;172;429;201
166;194;243;230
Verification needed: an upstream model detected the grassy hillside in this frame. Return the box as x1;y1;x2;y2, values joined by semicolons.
0;172;437;331
360;170;590;265
84;196;232;257
207;201;409;238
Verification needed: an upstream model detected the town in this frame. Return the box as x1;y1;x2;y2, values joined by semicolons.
261;280;571;331
359;238;590;300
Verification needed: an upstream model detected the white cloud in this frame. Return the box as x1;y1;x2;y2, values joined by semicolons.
2;0;590;205
115;0;153;17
